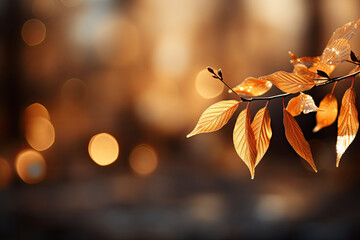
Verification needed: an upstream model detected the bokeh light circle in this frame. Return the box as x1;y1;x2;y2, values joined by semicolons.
88;133;119;166
15;149;46;184
195;69;224;99
24;103;50;121
129;144;158;176
25;117;55;151
21;18;46;46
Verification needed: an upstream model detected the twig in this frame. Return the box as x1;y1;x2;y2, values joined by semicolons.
236;70;360;102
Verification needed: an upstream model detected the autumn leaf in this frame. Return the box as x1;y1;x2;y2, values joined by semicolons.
321;39;351;65
251;104;272;166
233;107;257;179
231;77;272;96
289;51;321;68
187;100;240;138
310;62;336;78
283;107;317;172
313;93;338;132
260;71;315;94
326;18;360;48
287;93;319;117
286;94;302;116
292;64;318;78
336;87;359;167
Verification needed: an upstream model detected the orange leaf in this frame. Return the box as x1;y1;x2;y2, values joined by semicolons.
231;77;272;96
283;107;317;172
326;18;360;48
310;62;336;79
336;87;359;167
233;108;257;179
289;51;320;68
251;105;272;167
313;93;338;132
286;94;302;116
260;71;315;94
187;100;240;138
321;39;351;65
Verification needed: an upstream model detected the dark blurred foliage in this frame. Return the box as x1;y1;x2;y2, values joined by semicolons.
1;0;360;239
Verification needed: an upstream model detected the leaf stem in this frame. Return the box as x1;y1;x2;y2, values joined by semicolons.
236;70;360;102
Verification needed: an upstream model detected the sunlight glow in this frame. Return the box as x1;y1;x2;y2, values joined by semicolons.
89;133;119;166
25;117;55;151
195;69;224;99
22;19;46;46
24;103;50;121
129;144;158;176
15;150;46;184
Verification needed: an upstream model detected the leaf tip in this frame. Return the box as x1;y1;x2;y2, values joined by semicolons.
186;132;195;138
336;157;341;168
250;171;255;180
312;125;321;133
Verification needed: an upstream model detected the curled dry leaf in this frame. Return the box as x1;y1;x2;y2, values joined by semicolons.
187;100;240;138
233;108;257;179
336;87;359;167
283;107;317;172
260;71;315;94
313;93;338;132
251;105;272;166
287;93;320;116
231;77;272;96
321;39;351;65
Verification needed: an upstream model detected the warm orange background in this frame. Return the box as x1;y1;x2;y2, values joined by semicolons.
0;0;360;239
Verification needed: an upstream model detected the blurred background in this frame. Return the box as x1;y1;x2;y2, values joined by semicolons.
1;0;360;239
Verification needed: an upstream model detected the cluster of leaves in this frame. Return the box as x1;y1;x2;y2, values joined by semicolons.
187;19;360;179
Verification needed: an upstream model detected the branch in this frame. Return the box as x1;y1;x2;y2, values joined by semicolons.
238;70;360;102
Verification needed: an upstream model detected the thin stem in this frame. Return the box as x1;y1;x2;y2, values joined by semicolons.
331;81;337;95
221;78;240;97
239;70;360;102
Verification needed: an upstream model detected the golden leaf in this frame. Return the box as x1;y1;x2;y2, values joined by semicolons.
336;87;359;167
313;93;338;132
286;94;302;116
187;100;240;138
309;62;336;79
283;107;317;172
292;64;318;78
326;18;360;48
233;108;257;179
289;51;320;68
287;93;319;117
260;71;315;94
321;39;351;65
251;105;272;166
231;77;272;96
300;93;319;114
